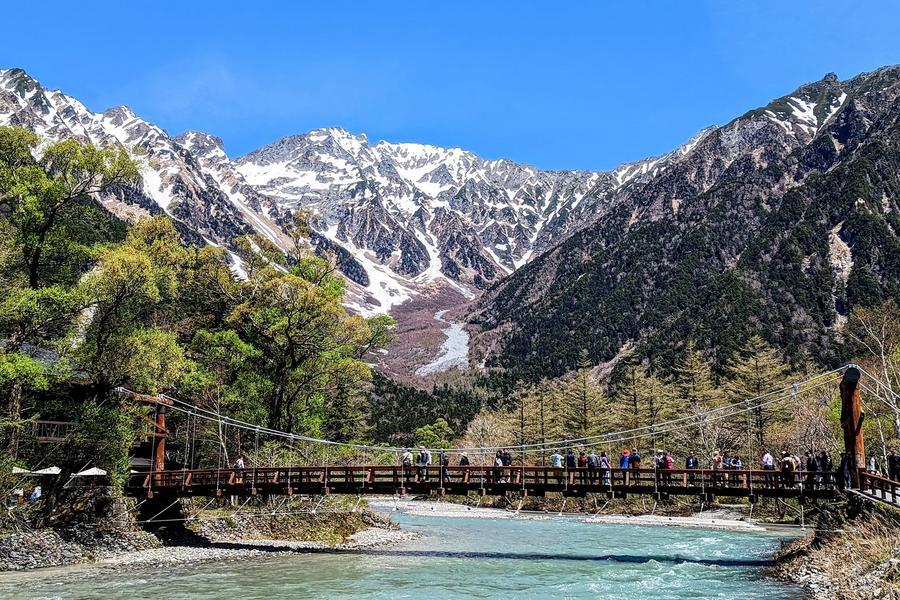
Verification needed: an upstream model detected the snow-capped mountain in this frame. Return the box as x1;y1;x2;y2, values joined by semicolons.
235;129;605;291
2;66;697;314
232;127;720;309
0;68;288;265
4;65;849;320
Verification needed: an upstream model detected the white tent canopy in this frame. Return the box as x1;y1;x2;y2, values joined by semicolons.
73;467;107;477
11;466;61;476
31;466;62;475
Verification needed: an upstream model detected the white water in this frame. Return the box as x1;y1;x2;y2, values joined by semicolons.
415;310;469;376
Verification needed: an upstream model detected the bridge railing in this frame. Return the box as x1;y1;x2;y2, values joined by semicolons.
127;465;838;494
858;469;900;505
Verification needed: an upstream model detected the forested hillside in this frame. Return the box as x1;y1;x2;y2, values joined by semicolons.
473;67;900;380
0;127;393;485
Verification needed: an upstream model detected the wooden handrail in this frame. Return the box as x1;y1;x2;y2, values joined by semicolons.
127;464;840;495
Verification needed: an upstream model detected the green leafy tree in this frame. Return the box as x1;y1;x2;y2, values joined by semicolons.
0;127;139;288
414;417;454;449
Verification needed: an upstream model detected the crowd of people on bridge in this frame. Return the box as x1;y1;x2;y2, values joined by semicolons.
393;445;875;490
867;450;900;482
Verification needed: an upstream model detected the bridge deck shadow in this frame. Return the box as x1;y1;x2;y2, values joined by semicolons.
193;541;773;568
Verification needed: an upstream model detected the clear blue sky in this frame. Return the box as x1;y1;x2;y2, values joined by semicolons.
3;1;899;170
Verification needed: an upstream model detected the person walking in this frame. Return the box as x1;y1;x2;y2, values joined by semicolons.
685;453;698;486
455;452;469;482
599;451;611;485
550;448;563;484
587;449;599;485
886;449;899;482
400;448;413;483
711;451;723;487
663;451;674;485
722;452;732;487
654;451;665;486
619;449;631;486
804;451;818;489
731;455;743;487
818;451;833;487
415;446;431;482
439;451;450;481
781;452;796;488
494;450;504;483
565;448;577;485
630;448;642;485
839;452;851;489
233;455;245;485
577;450;589;484
762;450;775;488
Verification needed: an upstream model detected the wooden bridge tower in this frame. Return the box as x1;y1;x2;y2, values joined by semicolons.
840;366;865;488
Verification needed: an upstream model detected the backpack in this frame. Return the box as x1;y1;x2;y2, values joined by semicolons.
402;453;412;466
666;456;674;469
419;450;429;464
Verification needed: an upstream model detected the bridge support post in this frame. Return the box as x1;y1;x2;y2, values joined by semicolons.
840;367;865;488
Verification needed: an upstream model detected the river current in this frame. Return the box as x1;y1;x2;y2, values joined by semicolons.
0;511;803;599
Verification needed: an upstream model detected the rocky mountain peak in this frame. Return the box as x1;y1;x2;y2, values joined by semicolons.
176;130;226;157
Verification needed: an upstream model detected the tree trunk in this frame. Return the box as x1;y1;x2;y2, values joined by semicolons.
6;382;22;457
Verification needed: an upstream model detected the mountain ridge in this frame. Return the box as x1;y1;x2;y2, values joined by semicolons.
471;65;900;379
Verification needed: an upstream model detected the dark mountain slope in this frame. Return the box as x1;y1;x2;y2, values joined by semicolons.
472;67;900;379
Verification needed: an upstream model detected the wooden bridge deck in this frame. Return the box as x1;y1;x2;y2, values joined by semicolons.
126;466;839;502
856;471;900;508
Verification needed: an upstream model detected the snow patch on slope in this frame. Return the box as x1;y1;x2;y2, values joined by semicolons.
415;310;470;376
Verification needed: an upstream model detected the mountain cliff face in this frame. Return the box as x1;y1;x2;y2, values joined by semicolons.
235;130;606;300
1;67;663;315
472;68;900;379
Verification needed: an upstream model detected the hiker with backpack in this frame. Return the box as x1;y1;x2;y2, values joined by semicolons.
415;446;431;482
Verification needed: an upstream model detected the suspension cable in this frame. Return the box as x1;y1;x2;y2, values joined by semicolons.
117;368;845;455
148;374;840;458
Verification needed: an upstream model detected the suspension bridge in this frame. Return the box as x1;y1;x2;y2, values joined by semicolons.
116;365;900;508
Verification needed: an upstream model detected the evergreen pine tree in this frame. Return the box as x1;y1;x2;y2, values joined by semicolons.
672;342;725;459
562;349;606;442
724;335;792;452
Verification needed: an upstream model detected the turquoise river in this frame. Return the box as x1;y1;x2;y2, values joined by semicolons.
0;510;804;599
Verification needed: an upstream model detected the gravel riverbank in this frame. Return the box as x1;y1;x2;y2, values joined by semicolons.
0;508;416;573
97;526;419;569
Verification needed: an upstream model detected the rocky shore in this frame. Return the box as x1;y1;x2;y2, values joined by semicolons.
770;498;900;599
0;523;162;571
0;506;414;573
